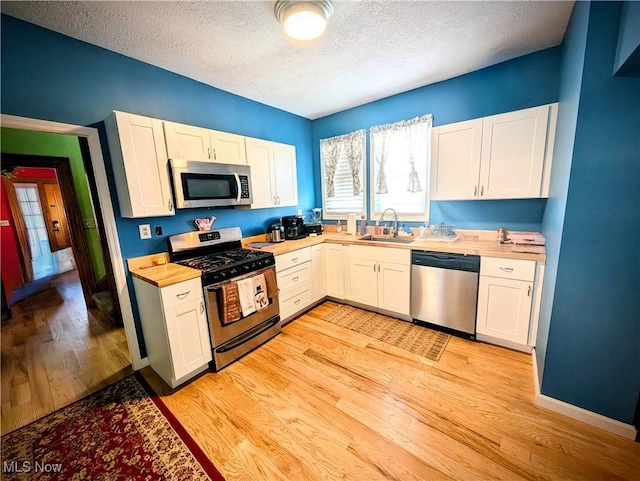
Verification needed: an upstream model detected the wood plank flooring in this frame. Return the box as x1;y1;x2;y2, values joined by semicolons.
143;301;640;481
1;270;132;434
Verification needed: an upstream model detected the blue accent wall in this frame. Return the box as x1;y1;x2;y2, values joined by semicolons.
614;1;640;75
540;1;640;424
537;0;589;389
1;14;314;356
312;47;561;230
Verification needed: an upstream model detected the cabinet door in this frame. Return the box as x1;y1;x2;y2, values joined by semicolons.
272;142;298;207
346;257;378;307
245;137;276;208
164;121;212;161
325;244;345;299
164;297;212;380
430;119;483;200
108;112;174;217
476;276;532;345
210;130;247;165
479;105;549;199
312;244;327;302
377;261;410;315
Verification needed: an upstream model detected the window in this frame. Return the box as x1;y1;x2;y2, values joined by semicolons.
320;130;366;219
370;115;432;221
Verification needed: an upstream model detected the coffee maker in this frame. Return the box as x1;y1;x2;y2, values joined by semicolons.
281;215;306;240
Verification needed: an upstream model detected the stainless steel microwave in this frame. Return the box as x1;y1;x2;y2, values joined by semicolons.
170;159;252;209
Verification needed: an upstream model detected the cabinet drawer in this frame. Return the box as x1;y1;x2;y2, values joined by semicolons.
279;285;312;320
160;278;203;309
277;262;311;293
481;257;535;281
276;247;312;272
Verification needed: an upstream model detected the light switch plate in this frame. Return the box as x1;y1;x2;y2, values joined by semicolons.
138;224;152;239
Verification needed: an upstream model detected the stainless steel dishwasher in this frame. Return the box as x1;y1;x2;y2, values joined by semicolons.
411;250;480;339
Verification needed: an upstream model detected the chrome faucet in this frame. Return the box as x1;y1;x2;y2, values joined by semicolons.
378;208;399;237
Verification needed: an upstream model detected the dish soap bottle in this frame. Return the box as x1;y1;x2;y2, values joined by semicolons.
360;215;367;235
374;221;381;235
336;219;342;234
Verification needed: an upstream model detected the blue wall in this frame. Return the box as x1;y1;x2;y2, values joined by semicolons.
540;1;640;424
312;47;561;231
537;0;590;388
1;14;314;356
614;1;640;75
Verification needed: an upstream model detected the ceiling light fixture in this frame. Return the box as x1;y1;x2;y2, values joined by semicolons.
275;1;333;41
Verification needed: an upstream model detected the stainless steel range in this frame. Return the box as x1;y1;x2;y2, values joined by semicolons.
168;227;280;371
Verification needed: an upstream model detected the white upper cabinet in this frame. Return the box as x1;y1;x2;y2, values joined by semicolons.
164;121;211;161
480;105;549;199
245;137;298;209
431;119;483;200
210;131;247;165
164;122;247;165
105;111;175;218
272;142;298;206
431;104;556;201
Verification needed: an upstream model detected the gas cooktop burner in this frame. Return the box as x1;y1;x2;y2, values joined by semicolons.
175;248;275;284
168;227;276;284
178;248;266;271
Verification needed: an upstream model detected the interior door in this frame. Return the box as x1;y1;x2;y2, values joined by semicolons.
43;182;72;251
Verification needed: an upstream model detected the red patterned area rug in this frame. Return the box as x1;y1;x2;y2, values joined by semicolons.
1;374;225;481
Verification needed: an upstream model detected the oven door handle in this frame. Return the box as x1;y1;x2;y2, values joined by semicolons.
234;172;241;203
215;317;280;353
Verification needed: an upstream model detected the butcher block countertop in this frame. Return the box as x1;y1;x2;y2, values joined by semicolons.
128;253;201;288
243;229;546;262
129;227;546;288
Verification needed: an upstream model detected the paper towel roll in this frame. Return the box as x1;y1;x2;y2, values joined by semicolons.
346;213;357;235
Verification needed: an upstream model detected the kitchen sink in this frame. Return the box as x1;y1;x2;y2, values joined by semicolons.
358;234;415;244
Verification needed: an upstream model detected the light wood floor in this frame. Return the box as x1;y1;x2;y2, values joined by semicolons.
143;301;640;481
1;270;132;434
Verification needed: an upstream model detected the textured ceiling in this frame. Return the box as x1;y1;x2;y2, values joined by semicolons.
1;1;574;120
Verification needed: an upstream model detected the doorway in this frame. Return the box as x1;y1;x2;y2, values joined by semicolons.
0;127;137;433
2;153;99;310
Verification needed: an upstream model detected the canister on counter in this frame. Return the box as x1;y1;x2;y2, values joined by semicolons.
497;227;509;243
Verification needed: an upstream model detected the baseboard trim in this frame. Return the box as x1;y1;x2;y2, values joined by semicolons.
531;349;637;441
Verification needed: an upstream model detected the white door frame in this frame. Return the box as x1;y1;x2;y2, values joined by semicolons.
1;114;146;370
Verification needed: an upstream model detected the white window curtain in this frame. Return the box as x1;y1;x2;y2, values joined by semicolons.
320;130;366;218
370;115;432;219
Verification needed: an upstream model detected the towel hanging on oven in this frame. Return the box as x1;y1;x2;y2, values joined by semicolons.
219;282;242;325
237;278;256;317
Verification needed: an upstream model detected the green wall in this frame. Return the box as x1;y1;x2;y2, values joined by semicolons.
1;127;106;281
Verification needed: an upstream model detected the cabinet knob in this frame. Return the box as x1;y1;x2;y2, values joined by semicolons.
499;267;514;273
480;186;485;196
200;301;205;313
474;186;478;197
292;257;298;263
168;198;173;211
293;276;299;282
176;291;190;300
207;147;211;160
527;285;532;297
294;298;301;305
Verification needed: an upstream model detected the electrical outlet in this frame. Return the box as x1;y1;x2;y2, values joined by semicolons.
138;224;152;239
155;225;163;236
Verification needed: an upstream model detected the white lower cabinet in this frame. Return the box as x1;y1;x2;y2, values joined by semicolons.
276;247;313;323
312;244;327;302
346;245;410;316
133;277;212;388
476;257;535;350
325;243;347;299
